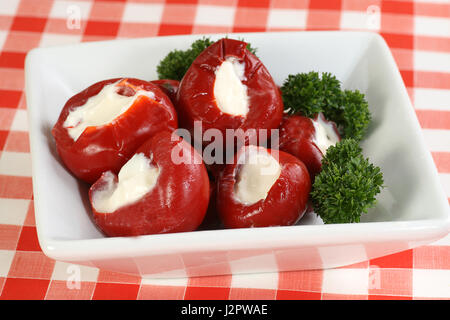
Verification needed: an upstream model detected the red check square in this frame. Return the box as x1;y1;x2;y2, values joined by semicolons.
92;283;140;300
399;70;414;88
11;17;47;33
238;0;271;8
276;289;321;300
0;90;22;109
84;21;120;37
0;52;26;69
381;33;414;50
184;286;230;300
0;278;49;300
0;130;8;150
381;1;414;15
16;226;41;252
309;0;341;10
158;24;193;36
370;249;413;269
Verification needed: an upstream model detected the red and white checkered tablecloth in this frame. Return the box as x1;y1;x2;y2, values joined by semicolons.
0;0;448;300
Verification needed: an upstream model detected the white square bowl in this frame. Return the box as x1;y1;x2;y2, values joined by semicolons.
25;31;449;278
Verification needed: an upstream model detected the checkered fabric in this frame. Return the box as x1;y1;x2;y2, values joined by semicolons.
0;0;449;300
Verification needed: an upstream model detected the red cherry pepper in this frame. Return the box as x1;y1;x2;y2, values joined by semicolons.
52;78;178;184
216;145;311;229
89;130;210;237
176;38;283;150
279;114;340;179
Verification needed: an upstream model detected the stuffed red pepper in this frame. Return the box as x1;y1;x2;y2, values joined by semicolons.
89;130;210;237
279;113;340;179
216;145;311;228
176;38;283;153
52;78;178;183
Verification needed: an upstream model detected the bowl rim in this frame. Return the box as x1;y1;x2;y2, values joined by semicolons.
40;219;450;262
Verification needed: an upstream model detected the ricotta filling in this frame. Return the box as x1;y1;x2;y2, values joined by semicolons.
235;148;281;205
92;153;160;213
311;113;340;155
213;57;249;116
63;80;155;141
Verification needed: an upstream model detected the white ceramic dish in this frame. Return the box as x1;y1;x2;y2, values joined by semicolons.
25;31;449;278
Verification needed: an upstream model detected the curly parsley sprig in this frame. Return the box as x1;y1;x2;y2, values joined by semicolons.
281;72;341;117
310;139;384;224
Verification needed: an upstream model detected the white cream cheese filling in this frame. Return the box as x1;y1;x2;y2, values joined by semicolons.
311;113;340;155
235;147;281;205
213;57;249;116
63;80;155;141
92;153;160;213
